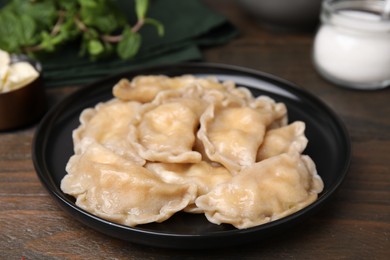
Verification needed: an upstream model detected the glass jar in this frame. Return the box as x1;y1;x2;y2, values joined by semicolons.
313;0;390;90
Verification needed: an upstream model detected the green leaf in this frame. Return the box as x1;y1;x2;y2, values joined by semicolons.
79;0;125;33
9;0;57;28
117;28;141;59
135;0;149;20
0;10;39;52
144;18;164;36
59;10;80;40
78;0;97;8
86;28;99;40
88;39;104;56
39;31;55;52
0;11;20;52
58;0;79;11
19;15;38;45
90;14;119;33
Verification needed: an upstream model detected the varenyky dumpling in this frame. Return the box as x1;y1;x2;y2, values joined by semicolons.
151;84;212;117
146;161;232;213
113;75;228;103
61;141;197;226
129;101;203;163
195;152;324;229
198;102;268;173
112;76;188;103
197;93;288;173
257;121;308;161
73;99;145;165
250;95;288;129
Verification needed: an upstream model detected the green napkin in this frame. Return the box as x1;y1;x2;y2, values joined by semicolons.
40;0;238;87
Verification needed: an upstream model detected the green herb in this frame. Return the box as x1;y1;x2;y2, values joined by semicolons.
0;0;164;60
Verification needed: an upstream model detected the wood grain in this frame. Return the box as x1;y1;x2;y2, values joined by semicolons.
1;0;389;259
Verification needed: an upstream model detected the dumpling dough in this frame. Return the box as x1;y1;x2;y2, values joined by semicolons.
257;121;308;161
195;152;324;229
250;96;288;129
129;101;202;163
198;102;267;173
73;99;145;165
146;161;232;213
113;75;227;103
61;141;197;226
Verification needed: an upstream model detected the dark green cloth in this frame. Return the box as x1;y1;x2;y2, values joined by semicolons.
40;0;238;87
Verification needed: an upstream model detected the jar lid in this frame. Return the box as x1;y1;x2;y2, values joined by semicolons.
322;0;390;32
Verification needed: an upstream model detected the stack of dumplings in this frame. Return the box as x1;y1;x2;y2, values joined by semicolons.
61;75;324;229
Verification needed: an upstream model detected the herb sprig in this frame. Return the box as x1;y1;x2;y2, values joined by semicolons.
0;0;164;60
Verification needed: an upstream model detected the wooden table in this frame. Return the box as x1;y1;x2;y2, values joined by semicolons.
1;1;389;259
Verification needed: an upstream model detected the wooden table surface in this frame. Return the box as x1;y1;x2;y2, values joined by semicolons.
1;1;389;259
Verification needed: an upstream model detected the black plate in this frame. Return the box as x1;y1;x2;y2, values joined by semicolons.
33;63;351;249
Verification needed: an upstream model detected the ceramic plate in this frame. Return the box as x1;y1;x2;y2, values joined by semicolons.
33;63;351;249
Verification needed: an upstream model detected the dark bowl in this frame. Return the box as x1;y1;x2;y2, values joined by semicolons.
238;0;322;31
0;57;46;131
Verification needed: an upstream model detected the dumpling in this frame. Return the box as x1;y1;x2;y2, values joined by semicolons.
73;99;145;165
61;141;197;227
257;121;308;161
195;152;324;229
250;96;288;129
113;75;188;103
221;80;254;104
146;161;232;213
129;101;202;163
151;84;212;117
113;75;228;103
197;102;267;173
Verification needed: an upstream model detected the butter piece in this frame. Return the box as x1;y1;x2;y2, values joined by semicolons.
0;49;39;93
3;62;39;92
0;49;10;67
0;49;10;92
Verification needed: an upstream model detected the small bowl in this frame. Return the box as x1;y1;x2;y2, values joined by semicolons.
238;0;323;31
0;56;46;131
